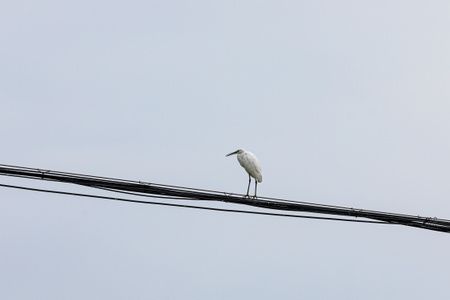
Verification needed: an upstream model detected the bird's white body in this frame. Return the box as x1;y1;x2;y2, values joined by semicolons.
226;148;262;197
236;150;262;183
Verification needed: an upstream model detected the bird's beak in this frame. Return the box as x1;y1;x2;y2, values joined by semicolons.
226;150;239;157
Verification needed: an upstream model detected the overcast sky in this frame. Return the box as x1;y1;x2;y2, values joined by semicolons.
1;1;450;299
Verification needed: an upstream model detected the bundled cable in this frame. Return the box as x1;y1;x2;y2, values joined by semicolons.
0;164;449;233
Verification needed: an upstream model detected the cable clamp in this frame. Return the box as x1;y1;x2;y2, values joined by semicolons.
38;169;49;179
223;193;232;203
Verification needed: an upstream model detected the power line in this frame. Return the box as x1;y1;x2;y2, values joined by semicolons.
0;164;449;233
0;183;390;224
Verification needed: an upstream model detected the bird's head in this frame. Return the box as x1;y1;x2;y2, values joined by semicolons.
226;149;245;157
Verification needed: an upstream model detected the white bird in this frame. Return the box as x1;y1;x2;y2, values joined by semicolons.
226;149;262;198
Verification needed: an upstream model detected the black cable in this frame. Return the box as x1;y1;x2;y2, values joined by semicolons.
0;164;449;233
93;185;194;200
0;183;390;224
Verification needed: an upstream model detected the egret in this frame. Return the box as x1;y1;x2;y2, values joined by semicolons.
226;149;262;198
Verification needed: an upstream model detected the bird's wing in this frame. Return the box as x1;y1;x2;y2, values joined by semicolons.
238;152;262;182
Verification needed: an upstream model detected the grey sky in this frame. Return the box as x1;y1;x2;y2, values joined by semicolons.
1;1;450;299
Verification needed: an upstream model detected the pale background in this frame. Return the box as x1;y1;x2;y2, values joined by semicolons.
1;1;450;299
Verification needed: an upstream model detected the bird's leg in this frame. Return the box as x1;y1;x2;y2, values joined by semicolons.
246;175;251;197
253;180;258;199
